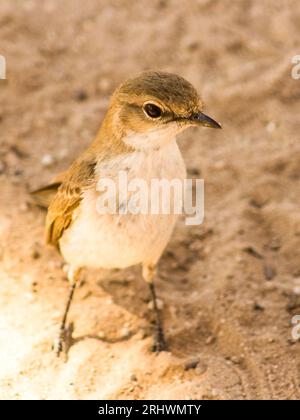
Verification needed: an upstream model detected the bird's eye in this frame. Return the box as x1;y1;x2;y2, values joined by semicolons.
143;103;162;119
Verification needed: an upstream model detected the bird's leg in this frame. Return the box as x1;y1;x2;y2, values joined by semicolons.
55;267;81;357
142;264;167;352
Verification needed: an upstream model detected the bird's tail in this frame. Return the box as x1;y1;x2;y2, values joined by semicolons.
30;182;61;209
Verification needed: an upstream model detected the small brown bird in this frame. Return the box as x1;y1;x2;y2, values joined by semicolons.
32;71;221;356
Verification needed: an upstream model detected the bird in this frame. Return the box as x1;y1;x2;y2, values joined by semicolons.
32;71;221;357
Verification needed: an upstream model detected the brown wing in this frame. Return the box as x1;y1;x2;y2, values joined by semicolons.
46;158;96;246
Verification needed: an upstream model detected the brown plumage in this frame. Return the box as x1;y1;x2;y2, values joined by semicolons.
31;71;221;357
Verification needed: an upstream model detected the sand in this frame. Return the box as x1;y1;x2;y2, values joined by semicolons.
0;0;300;400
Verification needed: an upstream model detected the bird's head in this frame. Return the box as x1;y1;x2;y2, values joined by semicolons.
105;71;221;150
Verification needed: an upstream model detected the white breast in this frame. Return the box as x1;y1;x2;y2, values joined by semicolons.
59;140;186;271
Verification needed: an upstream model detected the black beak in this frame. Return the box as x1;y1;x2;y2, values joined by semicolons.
191;112;222;129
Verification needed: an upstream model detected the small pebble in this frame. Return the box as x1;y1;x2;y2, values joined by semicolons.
243;246;263;259
263;264;276;281
98;78;111;92
97;331;106;339
25;292;35;302
57;148;68;160
120;327;130;338
31;249;41;259
188;167;201;176
266;121;276;133
74;90;88;102
196;360;208;375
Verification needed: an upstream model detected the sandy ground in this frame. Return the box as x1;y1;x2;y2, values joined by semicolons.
1;0;300;400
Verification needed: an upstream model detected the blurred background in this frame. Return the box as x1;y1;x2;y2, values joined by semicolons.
0;0;300;400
